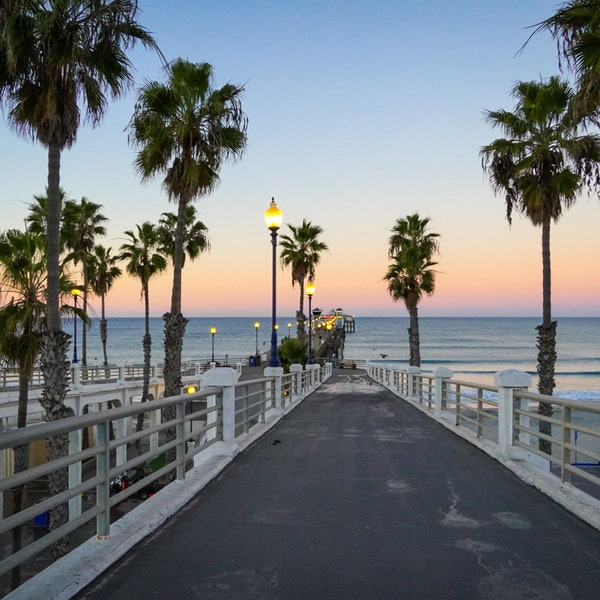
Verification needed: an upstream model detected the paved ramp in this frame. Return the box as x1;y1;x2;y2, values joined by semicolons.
76;371;600;599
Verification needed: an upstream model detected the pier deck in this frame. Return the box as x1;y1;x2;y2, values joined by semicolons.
74;370;600;599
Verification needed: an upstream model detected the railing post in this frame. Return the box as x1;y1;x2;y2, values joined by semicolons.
202;367;241;457
71;363;81;387
68;429;82;521
290;364;303;400
306;364;320;389
407;366;421;398
96;420;110;539
433;367;453;417
264;366;284;416
494;369;532;458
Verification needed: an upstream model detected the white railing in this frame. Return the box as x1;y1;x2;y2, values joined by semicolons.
0;356;250;391
368;363;600;499
0;363;331;596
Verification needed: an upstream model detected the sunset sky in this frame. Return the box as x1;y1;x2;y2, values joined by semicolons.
1;1;599;319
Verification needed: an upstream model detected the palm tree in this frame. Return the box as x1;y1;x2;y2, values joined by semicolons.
384;214;439;367
279;220;329;340
128;59;247;422
531;1;600;120
119;223;167;444
480;76;600;453
0;2;159;554
0;228;75;588
157;205;211;267
62;198;108;365
88;244;122;366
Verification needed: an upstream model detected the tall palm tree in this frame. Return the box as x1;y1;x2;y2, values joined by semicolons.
531;1;600;120
384;214;439;367
157;205;211;267
279;220;329;339
128;59;247;423
62;197;108;365
119;223;167;443
88;244;122;366
480;76;600;453
0;2;159;554
0;228;75;588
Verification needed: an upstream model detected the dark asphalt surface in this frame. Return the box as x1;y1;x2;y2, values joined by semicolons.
76;371;600;599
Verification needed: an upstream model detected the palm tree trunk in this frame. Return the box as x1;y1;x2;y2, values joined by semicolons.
41;143;73;557
38;330;74;559
537;218;556;454
135;281;152;454
100;293;108;365
407;304;421;367
163;198;189;454
46;143;62;332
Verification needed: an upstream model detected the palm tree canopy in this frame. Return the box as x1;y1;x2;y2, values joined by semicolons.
0;228;77;367
88;244;122;297
279;219;329;288
129;58;248;204
157;205;210;266
119;222;167;297
480;76;600;226
0;0;161;149
531;1;600;118
385;214;439;311
62;197;108;264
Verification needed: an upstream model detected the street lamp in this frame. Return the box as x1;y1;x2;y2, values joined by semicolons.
306;282;315;364
287;322;292;338
326;322;333;359
70;288;81;363
265;198;283;367
254;321;260;356
210;326;217;362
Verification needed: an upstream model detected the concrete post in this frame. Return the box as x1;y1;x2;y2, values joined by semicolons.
264;366;284;415
306;364;320;389
290;364;303;401
407;366;421;398
494;369;532;458
433;367;453;416
202;367;241;457
71;363;81;387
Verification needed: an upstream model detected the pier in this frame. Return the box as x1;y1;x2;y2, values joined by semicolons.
2;363;600;598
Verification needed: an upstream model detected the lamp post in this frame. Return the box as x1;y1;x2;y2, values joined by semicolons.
306;282;315;364
254;321;260;356
287;322;292;338
70;288;81;363
326;322;333;359
264;198;283;367
210;326;217;363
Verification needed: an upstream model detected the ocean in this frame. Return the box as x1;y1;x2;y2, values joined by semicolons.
77;316;600;400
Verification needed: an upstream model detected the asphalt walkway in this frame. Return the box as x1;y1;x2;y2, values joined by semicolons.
75;370;600;599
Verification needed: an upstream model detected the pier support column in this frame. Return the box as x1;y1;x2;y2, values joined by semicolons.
494;370;532;460
434;368;453;417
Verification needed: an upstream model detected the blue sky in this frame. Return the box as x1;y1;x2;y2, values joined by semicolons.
1;1;599;318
